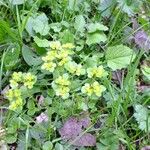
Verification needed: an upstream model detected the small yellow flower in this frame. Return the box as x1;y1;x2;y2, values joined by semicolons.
55;74;70;86
87;66;106;78
57;50;73;59
42;51;57;62
81;83;93;96
6;89;21;101
81;81;106;97
10;79;18;88
65;61;76;74
65;61;85;76
75;64;85;76
15;98;23;106
41;62;56;72
50;41;61;50
9;98;22;110
6;89;14;100
92;81;106;97
12;72;23;82
13;89;21;97
62;43;75;49
55;86;70;99
9;101;17;110
23;73;37;89
58;56;71;66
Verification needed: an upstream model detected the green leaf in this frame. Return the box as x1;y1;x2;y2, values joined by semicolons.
21;86;41;99
9;0;25;5
50;23;62;32
85;55;98;67
43;141;53;150
30;127;45;140
74;15;86;32
134;104;150;132
88;23;108;33
117;0;142;16
25;17;35;36
22;44;42;66
86;32;107;45
97;129;120;150
25;14;52;36
27;100;35;109
99;0;116;17
44;96;52;105
60;30;74;43
55;143;64;150
5;134;17;144
32;13;50;36
4;44;20;70
0;20;20;43
34;36;50;47
106;45;136;70
142;66;150;80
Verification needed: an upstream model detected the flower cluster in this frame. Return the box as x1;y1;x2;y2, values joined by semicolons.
41;41;74;72
41;41;107;99
6;72;37;110
52;74;70;99
65;61;85;76
87;66;107;78
81;81;106;97
81;66;107;97
10;72;37;89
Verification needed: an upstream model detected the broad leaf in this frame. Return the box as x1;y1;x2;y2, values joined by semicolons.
60;30;74;43
34;36;50;47
9;0;25;5
32;13;50;36
142;66;150;81
106;44;136;70
4;44;20;70
74;15;86;32
55;143;64;150
134;104;150;132
25;17;35;36
99;0;117;17
43;141;53;150
88;23;108;33
26;13;50;36
86;32;107;45
22;45;42;66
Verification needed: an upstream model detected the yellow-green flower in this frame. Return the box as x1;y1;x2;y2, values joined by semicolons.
57;50;73;59
50;41;61;50
41;62;56;72
55;86;70;99
65;61;77;74
65;61;85;76
10;72;23;88
52;74;70;99
58;56;71;66
87;66;107;78
81;83;93;96
10;79;18;88
42;51;57;62
9;98;22;110
9;101;17;110
55;74;70;86
6;89;21;101
75;64;85;76
23;73;37;89
81;81;106;97
12;72;23;82
62;43;75;49
92;81;106;97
